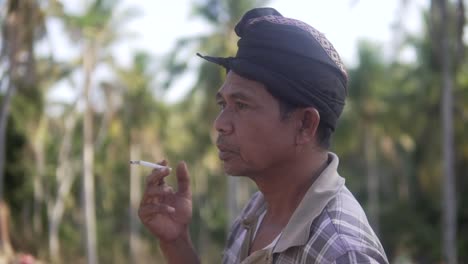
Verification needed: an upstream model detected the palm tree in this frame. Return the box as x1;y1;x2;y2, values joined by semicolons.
112;52;167;262
0;0;45;259
380;1;464;259
0;0;45;203
432;0;458;263
47;99;80;263
58;1;136;262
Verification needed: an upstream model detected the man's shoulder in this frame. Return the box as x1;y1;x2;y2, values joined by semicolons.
323;186;375;237
305;186;388;263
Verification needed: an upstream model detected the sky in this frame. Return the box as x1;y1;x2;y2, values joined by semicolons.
45;0;428;104
116;0;427;62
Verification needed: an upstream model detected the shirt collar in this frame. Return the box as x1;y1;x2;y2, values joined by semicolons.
273;152;345;253
238;152;345;254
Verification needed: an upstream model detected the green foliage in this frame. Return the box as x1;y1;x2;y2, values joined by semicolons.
4;114;29;211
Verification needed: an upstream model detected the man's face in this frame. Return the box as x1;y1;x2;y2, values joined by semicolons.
214;71;298;177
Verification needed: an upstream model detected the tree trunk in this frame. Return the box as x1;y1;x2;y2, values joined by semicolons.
0;0;38;256
129;133;142;263
0;0;19;204
0;84;15;202
32;145;45;235
83;43;98;264
438;0;457;263
398;152;410;201
48;111;78;263
48;163;76;263
364;126;379;235
33;117;47;235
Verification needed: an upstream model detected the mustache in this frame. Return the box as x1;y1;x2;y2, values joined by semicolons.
216;137;239;152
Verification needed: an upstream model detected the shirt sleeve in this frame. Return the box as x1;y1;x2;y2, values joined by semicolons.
333;251;384;264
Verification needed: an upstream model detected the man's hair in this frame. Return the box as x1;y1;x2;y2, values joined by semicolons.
276;97;332;149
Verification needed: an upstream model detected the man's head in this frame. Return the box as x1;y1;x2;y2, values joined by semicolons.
199;7;347;174
215;71;322;176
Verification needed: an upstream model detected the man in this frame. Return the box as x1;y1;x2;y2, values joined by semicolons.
138;7;388;264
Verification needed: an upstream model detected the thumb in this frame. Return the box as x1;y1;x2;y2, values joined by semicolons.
176;161;191;198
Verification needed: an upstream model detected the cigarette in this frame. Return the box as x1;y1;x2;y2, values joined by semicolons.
129;160;171;171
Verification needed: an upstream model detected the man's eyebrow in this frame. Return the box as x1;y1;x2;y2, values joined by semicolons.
216;91;253;101
215;92;223;101
229;92;252;101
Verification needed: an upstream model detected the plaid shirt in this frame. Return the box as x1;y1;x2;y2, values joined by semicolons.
222;153;388;264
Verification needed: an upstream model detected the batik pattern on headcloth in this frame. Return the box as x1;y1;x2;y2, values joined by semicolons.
197;7;348;131
247;15;348;80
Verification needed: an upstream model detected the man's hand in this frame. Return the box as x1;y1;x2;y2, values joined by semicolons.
138;161;192;242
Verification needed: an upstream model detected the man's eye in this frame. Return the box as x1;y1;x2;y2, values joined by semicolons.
235;102;248;109
217;101;226;109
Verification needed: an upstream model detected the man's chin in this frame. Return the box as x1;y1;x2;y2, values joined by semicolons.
222;163;244;177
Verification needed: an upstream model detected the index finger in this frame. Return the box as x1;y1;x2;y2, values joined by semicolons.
176;161;191;198
145;165;171;186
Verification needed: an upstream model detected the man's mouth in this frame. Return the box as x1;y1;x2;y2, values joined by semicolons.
216;141;238;161
218;150;235;161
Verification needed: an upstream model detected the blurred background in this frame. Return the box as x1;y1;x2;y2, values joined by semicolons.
0;0;467;263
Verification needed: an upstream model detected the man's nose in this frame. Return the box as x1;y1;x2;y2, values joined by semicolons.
213;109;233;135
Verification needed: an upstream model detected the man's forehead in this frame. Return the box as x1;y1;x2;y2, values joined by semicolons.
217;72;266;98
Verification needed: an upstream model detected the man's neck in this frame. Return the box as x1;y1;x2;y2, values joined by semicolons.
252;151;329;225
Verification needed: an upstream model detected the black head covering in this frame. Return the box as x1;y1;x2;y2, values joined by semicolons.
197;7;348;130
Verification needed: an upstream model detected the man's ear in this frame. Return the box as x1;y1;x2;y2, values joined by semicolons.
295;107;320;145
